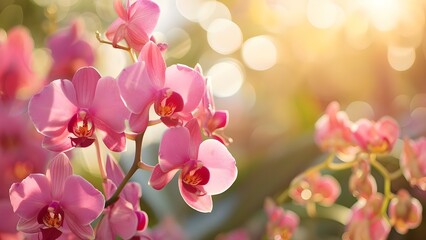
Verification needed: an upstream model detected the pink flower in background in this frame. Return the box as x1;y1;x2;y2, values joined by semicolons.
29;67;129;152
353;116;399;154
149;119;237;212
47;20;95;82
9;153;104;239
348;157;377;200
194;64;231;145
96;155;148;239
141;216;186;240
106;0;160;52
290;172;341;207
117;42;205;132
400;138;426;190
0;26;39;103
315;102;358;160
388;189;422;234
343;193;390;240
264;198;299;240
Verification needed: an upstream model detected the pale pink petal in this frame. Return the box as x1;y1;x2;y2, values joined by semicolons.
61;176;104;225
128;107;150;133
7;27;33;64
159;127;191;172
117;61;156;114
16;216;40;234
129;0;160;36
106;19;125;42
46;153;73;201
42;130;73;152
91;76;129;133
178;177;213;213
198;139;237;195
9;174;51;219
95;123;127;152
114;0;127;20
125;23;149;51
95;214;114;240
185;119;202;160
64;213;94;240
138;41;166;88
71;67;101;108
149;165;178;190
377;116;400;146
105;154;125;186
28;80;78;137
122;182;142;209
110;199;138;239
165;64;205;113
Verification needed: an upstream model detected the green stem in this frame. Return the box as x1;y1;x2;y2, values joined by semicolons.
95;31;137;62
105;131;145;207
370;154;393;216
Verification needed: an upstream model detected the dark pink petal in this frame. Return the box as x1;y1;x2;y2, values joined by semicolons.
42;131;73;152
61;176;104;225
40;227;62;240
135;210;148;231
165;65;206;113
91;76;129;133
128;107;150;133
16;216;40;234
185;119;202;160
198;139;237;195
63;213;94;240
149;165;178;190
28;80;78;137
105;154;125;186
46;153;73;201
209;110;229;130
110;199;138;239
138;41;166;88
159;127;191;172
95;123;127;152
117;62;156;114
9;174;51;219
178;177;213;213
72;67;101;108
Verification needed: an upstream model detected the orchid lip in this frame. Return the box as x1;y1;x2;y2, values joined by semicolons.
67;110;95;147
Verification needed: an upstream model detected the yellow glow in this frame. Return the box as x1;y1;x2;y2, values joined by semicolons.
242;35;277;71
387;46;416;71
360;0;401;31
301;189;312;200
307;0;342;29
207;60;244;98
207;19;243;55
198;1;231;30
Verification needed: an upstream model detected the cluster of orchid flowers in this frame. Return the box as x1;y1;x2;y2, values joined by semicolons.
265;101;424;240
2;0;238;239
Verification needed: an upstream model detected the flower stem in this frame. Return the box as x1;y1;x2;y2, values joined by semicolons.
105;131;145;207
95;31;137;62
370;154;393;216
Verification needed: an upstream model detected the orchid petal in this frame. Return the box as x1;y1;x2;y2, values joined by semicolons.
0;200;20;232
105;154;125;186
159;127;191;172
128;107;150;133
149;165;178;190
185;119;202;160
178;177;213;213
16;216;40;234
72;67;101;108
198;139;237;195
95;213;114;240
61;176;104;225
28;80;78;137
42;130;73;152
129;0;160;36
138;41;166;88
95;123;127;152
110;199;138;239
9;174;50;220
122;182;142;209
114;0;127;20
106;19;125;43
63;213;94;240
46;153;73;201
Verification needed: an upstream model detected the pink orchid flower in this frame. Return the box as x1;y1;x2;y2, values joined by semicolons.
28;67;130;152
388;189;422;234
343;193;390;240
315;102;358;160
352;116;400;154
117;42;205;132
0;26;39;103
9;153;105;240
149;119;237;212
348;157;377;200
96;155;148;239
194;64;231;145
140;216;186;240
400;137;426;190
47;20;95;82
106;0;160;52
264;198;299;240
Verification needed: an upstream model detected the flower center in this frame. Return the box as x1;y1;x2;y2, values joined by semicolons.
154;90;184;118
67;110;95;147
37;202;64;229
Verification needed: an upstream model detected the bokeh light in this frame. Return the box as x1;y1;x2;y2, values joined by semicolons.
242;35;277;71
387;46;416;71
207;59;244;98
207;18;243;55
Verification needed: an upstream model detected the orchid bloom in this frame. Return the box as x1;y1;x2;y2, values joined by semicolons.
194;64;231;145
9;153;104;240
348;157;377;200
343;193;390;240
400;137;426;190
149;119;237;212
28;67;130;152
352;116;399;154
264;198;299;240
314;102;358;160
96;155;148;239
117;42;205;132
388;189;422;234
0;26;39;103
47;20;95;81
106;0;160;52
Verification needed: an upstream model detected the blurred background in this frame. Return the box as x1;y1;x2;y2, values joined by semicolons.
2;0;426;239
